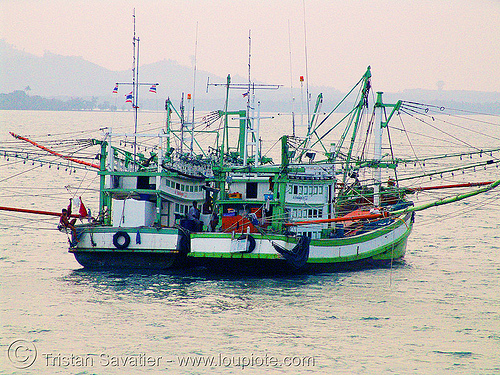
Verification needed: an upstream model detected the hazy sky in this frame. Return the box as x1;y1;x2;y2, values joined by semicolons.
1;0;499;92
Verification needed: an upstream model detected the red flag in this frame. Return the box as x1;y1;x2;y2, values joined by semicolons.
79;197;88;218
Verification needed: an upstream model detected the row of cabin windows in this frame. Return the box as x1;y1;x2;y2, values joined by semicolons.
174;203;189;215
288;184;324;196
291;208;323;219
299;231;320;240
165;180;202;193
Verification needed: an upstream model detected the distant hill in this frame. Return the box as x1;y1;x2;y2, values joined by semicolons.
1;40;499;113
0;90;102;111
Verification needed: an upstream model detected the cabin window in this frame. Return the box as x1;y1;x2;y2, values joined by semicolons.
246;182;258;199
293;185;298;195
137;176;150;189
299;186;303;195
309;186;313;195
176;182;180;190
314;186;318;195
319;209;323;217
319;186;323;194
287;185;292;194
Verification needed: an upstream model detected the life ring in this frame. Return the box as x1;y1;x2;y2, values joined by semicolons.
112;231;130;249
237;234;256;253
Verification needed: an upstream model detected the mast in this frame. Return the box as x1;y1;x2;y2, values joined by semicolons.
180;93;185;154
113;10;158;169
342;66;371;185
132;9;140;169
243;30;252;167
374;92;384;206
302;0;311;131
288;19;296;137
190;22;199;156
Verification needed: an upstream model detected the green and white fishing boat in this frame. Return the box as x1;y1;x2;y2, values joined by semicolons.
186;67;500;272
1;18;222;270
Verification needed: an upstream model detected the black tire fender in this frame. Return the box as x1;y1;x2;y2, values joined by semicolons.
238;234;256;253
112;231;131;249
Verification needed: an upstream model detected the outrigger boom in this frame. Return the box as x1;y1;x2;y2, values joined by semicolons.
9;132;100;170
0;205;79;218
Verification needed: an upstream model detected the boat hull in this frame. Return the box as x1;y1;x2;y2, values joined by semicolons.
189;212;414;273
69;225;189;269
72;251;179;269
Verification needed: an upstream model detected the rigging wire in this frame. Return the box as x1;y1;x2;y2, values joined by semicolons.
401;102;500;142
402;101;500;119
400;108;480;151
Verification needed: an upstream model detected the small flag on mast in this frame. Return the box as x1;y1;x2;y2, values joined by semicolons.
112;84;118;93
149;84;157;93
125;92;133;103
242;91;249;97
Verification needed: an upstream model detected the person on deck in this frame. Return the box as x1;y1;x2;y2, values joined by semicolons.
187;201;202;231
60;199;77;242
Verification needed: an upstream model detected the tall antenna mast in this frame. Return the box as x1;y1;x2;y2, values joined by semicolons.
114;10;158;169
302;0;311;140
190;22;199;156
132;9;140;168
288;19;296;137
207;32;281;166
243;30;253;166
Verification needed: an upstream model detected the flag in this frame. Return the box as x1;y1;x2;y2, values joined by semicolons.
242;91;249;97
78;197;88;218
71;197;88;218
149;84;157;93
112;84;118;93
125;92;133;103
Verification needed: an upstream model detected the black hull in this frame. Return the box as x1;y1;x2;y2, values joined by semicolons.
73;251;189;270
198;256;406;275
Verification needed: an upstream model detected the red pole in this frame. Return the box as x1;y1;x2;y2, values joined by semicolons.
285;211;389;227
9;132;100;170
0;206;79;218
408;181;494;192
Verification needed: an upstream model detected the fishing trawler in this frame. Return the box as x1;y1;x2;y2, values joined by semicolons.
0;17;222;269
186;67;500;272
188;68;414;271
2;37;499;271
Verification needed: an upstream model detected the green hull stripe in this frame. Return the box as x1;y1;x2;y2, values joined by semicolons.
189;218;412;263
191;213;412;247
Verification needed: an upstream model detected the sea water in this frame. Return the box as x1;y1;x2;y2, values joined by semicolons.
0;110;499;374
